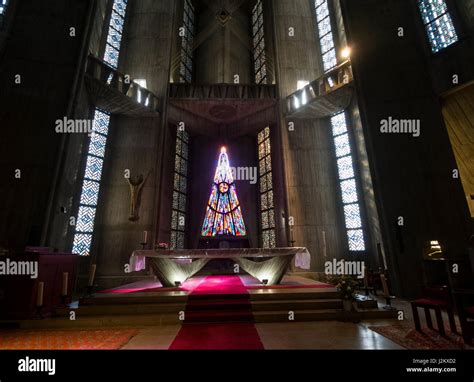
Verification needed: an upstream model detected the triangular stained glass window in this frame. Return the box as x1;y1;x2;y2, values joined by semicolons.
201;147;247;237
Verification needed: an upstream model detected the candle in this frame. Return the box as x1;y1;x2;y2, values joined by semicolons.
143;231;148;245
37;282;44;307
322;231;327;259
62;272;68;296
88;264;97;286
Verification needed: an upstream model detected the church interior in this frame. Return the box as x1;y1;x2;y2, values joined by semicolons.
1;0;474;355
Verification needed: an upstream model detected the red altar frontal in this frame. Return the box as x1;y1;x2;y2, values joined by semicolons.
130;248;311;288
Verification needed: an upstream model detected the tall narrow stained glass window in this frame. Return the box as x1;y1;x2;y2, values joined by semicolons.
418;0;458;53
73;0;128;256
313;1;366;251
331;112;365;251
314;0;337;71
258;127;276;248
180;0;195;83
0;0;9;28
171;130;189;249
202;148;247;237
252;0;267;85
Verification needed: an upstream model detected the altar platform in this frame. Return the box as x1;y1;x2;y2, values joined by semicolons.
8;274;399;329
130;247;311;287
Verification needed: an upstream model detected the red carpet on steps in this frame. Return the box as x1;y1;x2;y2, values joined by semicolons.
169;275;264;350
169;323;264;350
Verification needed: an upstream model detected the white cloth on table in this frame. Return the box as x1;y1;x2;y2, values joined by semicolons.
130;253;146;272
295;248;311;270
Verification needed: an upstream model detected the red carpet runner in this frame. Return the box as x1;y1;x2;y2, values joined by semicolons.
169;275;264;350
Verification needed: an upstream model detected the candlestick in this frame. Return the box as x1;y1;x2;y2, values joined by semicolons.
88;264;96;287
37;282;44;307
143;230;148;245
62;272;68;296
322;230;327;259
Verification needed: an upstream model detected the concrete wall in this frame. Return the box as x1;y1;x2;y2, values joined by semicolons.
0;0;89;250
342;0;472;297
273;0;347;270
91;0;176;288
195;4;253;84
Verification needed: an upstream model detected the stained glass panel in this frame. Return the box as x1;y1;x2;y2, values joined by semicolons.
104;44;120;68
341;179;359;204
322;49;337;71
315;1;329;21
201;148;246;236
72;234;92;256
180;0;195;83
425;14;457;52
253;0;267;84
93;110;110;135
107;28;123;50
334;133;351;158
261;193;268;210
344;203;362;229
76;206;97;233
418;0;458;53
331;113;348;136
317;15;332;37
320;33;335;54
419;0;447;23
348;229;365;251
268;209;275;228
337;156;355;180
262;211;269;229
110;12;124;33
73;0;127;256
0;0;8;15
80;180;100;207
330;112;366;251
113;0;127;17
84;156;104;181
266;173;273;190
88;132;107;158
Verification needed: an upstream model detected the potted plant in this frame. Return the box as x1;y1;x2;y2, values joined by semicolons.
327;275;361;311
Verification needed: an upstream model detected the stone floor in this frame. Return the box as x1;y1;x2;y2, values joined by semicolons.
120;319;403;350
120;294;474;350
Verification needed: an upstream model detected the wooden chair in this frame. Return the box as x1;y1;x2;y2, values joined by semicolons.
453;288;474;345
410;286;457;337
380;274;395;309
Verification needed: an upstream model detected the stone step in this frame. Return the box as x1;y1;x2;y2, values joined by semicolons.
254;309;344;322
55;302;186;317
251;299;343;311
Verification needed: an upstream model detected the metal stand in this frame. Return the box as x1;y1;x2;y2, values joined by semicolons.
33;305;44;320
83;285;94;298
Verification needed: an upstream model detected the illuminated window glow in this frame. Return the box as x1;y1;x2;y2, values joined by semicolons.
180;0;195;83
72;110;111;256
0;0;9;28
418;0;458;52
252;0;267;84
314;0;337;71
201;148;247;237
258;127;276;248
73;0;128;256
0;0;8;14
171;130;189;249
331;112;365;251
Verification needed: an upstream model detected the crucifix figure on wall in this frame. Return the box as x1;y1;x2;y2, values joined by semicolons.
127;172;148;222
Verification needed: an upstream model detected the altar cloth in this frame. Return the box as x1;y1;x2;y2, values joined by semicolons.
129;247;311;287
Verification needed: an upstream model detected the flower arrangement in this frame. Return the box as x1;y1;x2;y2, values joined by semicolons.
326;275;361;300
155;242;170;250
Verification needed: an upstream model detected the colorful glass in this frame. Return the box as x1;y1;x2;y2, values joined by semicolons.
201;147;247;236
418;0;458;53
